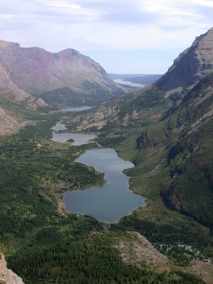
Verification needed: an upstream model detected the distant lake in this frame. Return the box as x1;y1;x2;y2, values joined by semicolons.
114;79;145;88
52;121;96;145
61;106;92;112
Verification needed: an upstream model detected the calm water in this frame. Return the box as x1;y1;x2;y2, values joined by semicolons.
64;148;144;223
52;121;96;146
52;120;144;223
114;79;145;88
52;130;96;145
61;106;92;112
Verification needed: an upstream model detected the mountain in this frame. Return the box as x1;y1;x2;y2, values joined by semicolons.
156;28;213;91
0;39;122;135
0;59;47;136
0;40;122;107
0;61;46;109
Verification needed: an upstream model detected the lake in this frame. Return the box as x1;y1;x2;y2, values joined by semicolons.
64;148;144;223
52;121;96;145
61;106;92;113
52;117;144;223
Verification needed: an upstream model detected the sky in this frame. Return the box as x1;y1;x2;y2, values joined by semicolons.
0;0;212;74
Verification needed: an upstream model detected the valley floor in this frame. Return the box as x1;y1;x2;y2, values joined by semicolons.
0;109;211;284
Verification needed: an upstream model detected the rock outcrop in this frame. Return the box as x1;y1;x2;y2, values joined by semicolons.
0;255;24;284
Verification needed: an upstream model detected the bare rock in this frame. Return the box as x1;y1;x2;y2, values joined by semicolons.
0;255;24;284
156;27;213;91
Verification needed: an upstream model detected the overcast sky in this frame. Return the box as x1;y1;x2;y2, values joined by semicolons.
0;0;212;74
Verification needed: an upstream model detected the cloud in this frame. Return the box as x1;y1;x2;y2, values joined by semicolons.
193;0;213;8
35;0;98;19
0;0;212;73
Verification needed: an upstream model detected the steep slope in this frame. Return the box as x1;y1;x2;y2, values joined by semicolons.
156;28;213;91
0;61;47;136
161;73;213;227
0;62;46;110
0;40;122;107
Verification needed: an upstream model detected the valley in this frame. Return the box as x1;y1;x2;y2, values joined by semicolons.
0;27;213;284
0;107;208;284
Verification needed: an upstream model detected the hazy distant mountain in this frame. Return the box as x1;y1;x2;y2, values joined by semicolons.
156;28;213;91
0;40;122;107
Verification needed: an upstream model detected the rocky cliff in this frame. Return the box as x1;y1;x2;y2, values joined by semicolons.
0;255;24;284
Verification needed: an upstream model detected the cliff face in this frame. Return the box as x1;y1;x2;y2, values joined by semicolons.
0;40;121;106
156;28;213;91
0;255;24;284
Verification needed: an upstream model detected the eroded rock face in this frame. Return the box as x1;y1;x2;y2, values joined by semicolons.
156;28;213;91
0;255;24;284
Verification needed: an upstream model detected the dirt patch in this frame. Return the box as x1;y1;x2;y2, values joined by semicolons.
115;232;169;272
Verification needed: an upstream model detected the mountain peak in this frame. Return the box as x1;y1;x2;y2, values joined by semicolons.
156;28;213;91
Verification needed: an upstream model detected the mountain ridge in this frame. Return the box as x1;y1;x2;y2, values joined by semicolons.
156;28;213;92
0;40;122;107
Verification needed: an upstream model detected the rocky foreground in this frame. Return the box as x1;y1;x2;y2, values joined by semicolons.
0;255;24;284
